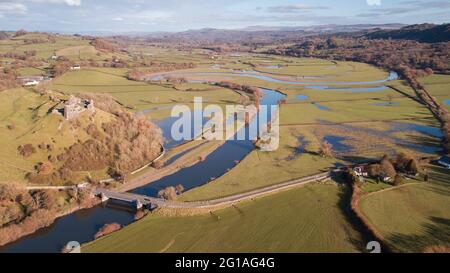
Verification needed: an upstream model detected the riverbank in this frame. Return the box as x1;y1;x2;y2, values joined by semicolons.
119;140;226;192
0;196;100;248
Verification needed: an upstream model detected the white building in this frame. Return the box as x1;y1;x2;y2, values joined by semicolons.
18;76;44;87
438;156;450;169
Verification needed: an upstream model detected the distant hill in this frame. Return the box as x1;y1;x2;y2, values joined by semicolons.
0;31;9;40
144;24;405;43
240;24;404;33
365;24;450;43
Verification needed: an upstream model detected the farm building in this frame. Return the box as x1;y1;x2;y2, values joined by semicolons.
438;156;450;169
353;166;369;177
18;76;44;86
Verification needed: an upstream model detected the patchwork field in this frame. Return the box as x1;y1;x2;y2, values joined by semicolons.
49;68;243;120
84;183;365;253
1;37;448;253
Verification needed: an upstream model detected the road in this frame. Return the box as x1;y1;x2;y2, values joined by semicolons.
96;170;336;210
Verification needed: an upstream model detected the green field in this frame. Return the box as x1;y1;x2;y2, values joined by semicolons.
84;183;365;253
1;35;448;253
419;74;450;110
359;166;450;252
50;68;243;120
0;88;114;184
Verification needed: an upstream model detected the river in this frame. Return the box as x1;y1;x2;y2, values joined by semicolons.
0;88;286;253
0;69;435;253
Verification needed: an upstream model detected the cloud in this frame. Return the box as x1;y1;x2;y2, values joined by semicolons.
25;0;81;6
367;0;381;6
267;4;329;13
119;10;173;22
0;2;27;14
400;0;450;9
358;0;450;17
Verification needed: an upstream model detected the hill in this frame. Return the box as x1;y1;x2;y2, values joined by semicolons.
0;31;9;40
144;24;405;44
365;24;450;43
0;88;162;186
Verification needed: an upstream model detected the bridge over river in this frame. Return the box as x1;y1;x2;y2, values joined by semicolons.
95;170;335;211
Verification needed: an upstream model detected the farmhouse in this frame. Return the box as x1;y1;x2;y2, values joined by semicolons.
353;166;368;177
18;76;44;86
380;173;393;182
438;156;450;169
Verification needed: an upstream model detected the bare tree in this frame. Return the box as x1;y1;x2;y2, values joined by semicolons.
175;184;185;194
158;186;178;201
319;141;333;158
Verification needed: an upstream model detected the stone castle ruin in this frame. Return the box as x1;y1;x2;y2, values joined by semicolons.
52;95;95;120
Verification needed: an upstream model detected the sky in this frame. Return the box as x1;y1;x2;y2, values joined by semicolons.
0;0;449;33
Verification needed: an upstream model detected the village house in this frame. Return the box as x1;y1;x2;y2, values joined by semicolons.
18;76;44;87
380;173;393;183
353;166;369;177
52;95;95;120
438;156;450;169
70;64;81;70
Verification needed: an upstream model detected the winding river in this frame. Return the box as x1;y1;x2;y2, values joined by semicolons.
0;69;437;253
149;70;399;86
0;88;286;253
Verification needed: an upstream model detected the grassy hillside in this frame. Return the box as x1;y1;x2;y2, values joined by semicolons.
359;165;450;252
84;183;365;253
50;68;243;117
0;88;114;184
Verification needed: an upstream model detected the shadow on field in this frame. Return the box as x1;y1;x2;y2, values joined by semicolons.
337;191;370;252
340;155;377;165
386;217;450;253
397;134;442;154
423;165;450;197
333;173;375;252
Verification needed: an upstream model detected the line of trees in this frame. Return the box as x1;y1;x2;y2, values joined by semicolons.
214;81;263;108
0;184;95;246
365;153;421;186
269;36;450;153
269;37;449;74
0;68;18;91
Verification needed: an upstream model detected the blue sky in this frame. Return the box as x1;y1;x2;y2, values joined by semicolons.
0;0;449;32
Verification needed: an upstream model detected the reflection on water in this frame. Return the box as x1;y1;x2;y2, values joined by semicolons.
0;204;135;253
306;85;388;93
156;110;209;149
312;102;331;111
297;94;309;101
149;71;398;87
373;101;400;107
321;121;443;155
264;65;281;69
0;88;286;253
133;88;287;196
324;135;353;153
